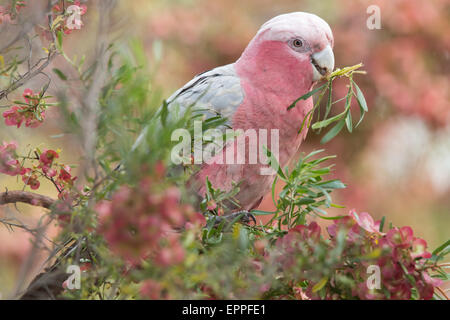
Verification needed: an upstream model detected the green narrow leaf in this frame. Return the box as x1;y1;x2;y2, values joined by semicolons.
294;198;316;205
313;213;346;220
312;277;328;292
271;174;278;208
205;177;213;199
352;81;368;112
345;110;353;133
263;145;287;180
160;100;168;126
312;110;346;130
302;149;325;160
355;103;365;128
320;119;345;144
297;108;314;134
344;83;353;112
379;216;386;232
287;84;327;110
57;31;63;50
432;239;450;256
250;209;277;216
317;179;346;189
324;79;333;120
53;68;67;80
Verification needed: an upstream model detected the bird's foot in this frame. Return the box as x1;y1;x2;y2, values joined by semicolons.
224;210;257;225
203;210;256;226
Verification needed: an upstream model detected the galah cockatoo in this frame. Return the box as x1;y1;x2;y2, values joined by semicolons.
140;12;335;220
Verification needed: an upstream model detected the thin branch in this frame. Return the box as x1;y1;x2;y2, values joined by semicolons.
0;217;59;246
0;52;57;100
0;0;59;100
436;286;449;300
0;190;56;209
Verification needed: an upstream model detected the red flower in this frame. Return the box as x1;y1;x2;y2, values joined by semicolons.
57;165;76;186
3;89;45;128
96;168;201;267
22;88;39;105
24;111;45;128
293;286;311;300
15;1;26;12
350;210;383;234
74;1;87;15
327;215;363;243
22;168;40;190
140;280;166;300
206;200;217;211
39;149;59;175
0;141;24;176
411;238;432;259
40;150;58;163
386;226;414;249
52;4;62;12
3;106;24;128
422;271;443;288
58;165;71;181
154;237;185;267
289;222;321;242
0;6;12;24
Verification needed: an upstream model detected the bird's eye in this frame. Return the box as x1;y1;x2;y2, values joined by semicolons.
293;39;303;48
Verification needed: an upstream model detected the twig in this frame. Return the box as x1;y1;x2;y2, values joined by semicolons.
0;190;56;209
0;52;57;100
0;0;59;100
13;216;54;298
435;286;449;300
0;217;59;246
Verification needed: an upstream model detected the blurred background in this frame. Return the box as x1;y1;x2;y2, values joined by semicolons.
0;0;449;297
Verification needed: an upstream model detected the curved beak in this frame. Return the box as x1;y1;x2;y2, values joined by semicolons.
311;45;335;81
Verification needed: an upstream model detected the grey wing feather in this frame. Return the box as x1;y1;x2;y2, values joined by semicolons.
166;63;244;127
132;63;244;151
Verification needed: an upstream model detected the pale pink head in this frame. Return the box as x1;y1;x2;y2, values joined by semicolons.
236;12;335;86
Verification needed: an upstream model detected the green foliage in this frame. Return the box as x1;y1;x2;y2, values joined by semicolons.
263;149;346;229
290;63;368;143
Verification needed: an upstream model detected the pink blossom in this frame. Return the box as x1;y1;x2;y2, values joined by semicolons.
0;6;12;24
422;271;443;287
154;237;185;267
350;210;383;234
3;106;24;128
3;89;45;128
206;200;217;211
411;238;432;259
22;88;39;105
39;149;59;174
327;215;362;243
21;168;40;190
386;226;414;249
140;280;165;300
40;150;59;163
289;222;321;242
74;1;88;15
293;286;311;300
96;169;202;267
58;165;76;186
0;141;24;176
24;111;45;128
